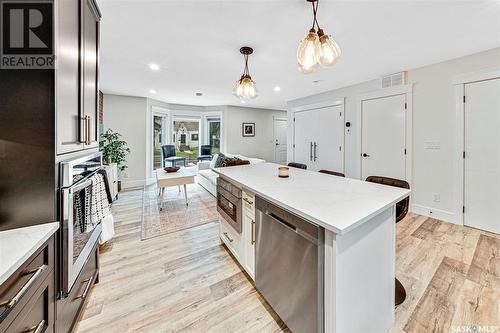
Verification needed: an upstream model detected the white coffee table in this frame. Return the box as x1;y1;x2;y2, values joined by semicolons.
156;167;197;210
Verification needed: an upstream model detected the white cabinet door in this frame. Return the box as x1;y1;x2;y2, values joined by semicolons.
294;110;316;169
361;94;406;181
315;105;344;173
464;78;500;234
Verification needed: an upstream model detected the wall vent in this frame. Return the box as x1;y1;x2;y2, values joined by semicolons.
381;71;407;88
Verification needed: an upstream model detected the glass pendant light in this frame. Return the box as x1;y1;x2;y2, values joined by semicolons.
234;47;258;99
297;0;341;73
318;29;341;67
297;29;320;69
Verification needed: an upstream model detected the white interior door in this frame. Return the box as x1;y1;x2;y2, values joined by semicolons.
294;110;316;168
464;78;500;234
361;94;406;181
273;118;287;165
315;105;344;173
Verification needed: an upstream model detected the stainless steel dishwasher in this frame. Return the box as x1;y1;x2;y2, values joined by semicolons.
255;196;324;333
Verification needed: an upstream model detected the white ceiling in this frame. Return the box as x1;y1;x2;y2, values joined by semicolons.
97;0;500;110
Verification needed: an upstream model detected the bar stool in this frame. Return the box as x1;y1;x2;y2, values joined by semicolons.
365;175;409;307
287;162;307;170
318;170;345;177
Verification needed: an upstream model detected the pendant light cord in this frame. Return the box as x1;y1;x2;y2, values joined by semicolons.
311;0;320;30
242;54;250;78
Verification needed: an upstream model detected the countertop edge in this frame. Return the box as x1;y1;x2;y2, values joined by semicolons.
0;222;59;285
213;168;411;235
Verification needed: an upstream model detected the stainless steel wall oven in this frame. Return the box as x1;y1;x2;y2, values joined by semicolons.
59;152;102;296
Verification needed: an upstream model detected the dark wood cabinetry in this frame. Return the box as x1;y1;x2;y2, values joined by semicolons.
56;242;99;333
56;0;101;155
0;237;55;333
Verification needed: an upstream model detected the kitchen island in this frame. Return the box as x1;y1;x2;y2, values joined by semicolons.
213;162;410;333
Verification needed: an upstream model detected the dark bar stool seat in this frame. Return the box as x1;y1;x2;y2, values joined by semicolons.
318;170;345;177
287;162;307;170
365;175;410;307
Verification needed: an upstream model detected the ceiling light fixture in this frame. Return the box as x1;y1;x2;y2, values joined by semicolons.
149;89;156;94
149;63;160;71
274;86;281;92
297;0;341;74
234;46;258;100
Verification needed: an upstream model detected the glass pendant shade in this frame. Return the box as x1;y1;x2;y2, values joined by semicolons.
297;63;315;74
297;29;320;69
318;33;341;67
234;76;257;99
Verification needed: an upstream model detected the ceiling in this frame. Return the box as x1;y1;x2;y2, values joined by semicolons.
97;0;500;110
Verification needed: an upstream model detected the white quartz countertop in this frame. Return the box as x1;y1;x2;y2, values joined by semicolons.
0;222;59;285
214;163;410;235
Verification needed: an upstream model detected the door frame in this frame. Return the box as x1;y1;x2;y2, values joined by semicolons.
272;116;288;164
290;98;346;169
357;84;413;186
453;67;500;226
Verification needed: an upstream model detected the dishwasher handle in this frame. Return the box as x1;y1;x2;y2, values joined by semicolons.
267;212;297;232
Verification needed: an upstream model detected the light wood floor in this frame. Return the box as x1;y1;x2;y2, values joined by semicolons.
75;188;499;333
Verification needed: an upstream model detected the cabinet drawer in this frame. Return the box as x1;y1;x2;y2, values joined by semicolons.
242;191;255;217
56;243;98;333
0;238;53;328
219;215;242;260
5;273;54;333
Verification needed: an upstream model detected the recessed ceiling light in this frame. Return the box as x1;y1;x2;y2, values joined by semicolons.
274;86;281;92
149;89;156;94
240;100;246;104
148;63;160;71
195;92;203;96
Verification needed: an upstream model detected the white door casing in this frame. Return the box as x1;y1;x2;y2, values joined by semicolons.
361;94;407;181
463;78;500;234
273;117;288;164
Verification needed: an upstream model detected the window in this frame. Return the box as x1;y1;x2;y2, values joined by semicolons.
207;118;221;155
152;113;168;170
173;118;200;164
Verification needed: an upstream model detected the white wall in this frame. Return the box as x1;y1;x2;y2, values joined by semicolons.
224;106;287;162
287;47;500;224
103;94;148;187
103;94;283;187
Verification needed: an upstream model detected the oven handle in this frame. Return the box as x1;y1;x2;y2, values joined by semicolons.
68;179;93;194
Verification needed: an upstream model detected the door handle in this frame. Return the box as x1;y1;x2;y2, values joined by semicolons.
310;142;313;161
362;153;370;157
313;142;317;161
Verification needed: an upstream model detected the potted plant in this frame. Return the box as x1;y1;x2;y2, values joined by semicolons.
100;129;130;191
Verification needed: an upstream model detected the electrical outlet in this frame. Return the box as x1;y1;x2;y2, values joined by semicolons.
432;193;440;202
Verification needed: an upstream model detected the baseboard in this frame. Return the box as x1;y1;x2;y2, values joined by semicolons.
410;204;460;225
121;179;146;189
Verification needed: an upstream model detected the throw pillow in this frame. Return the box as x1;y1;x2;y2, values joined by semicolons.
209;154;219;169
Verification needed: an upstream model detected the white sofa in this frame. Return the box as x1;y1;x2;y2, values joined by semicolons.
197;153;265;196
